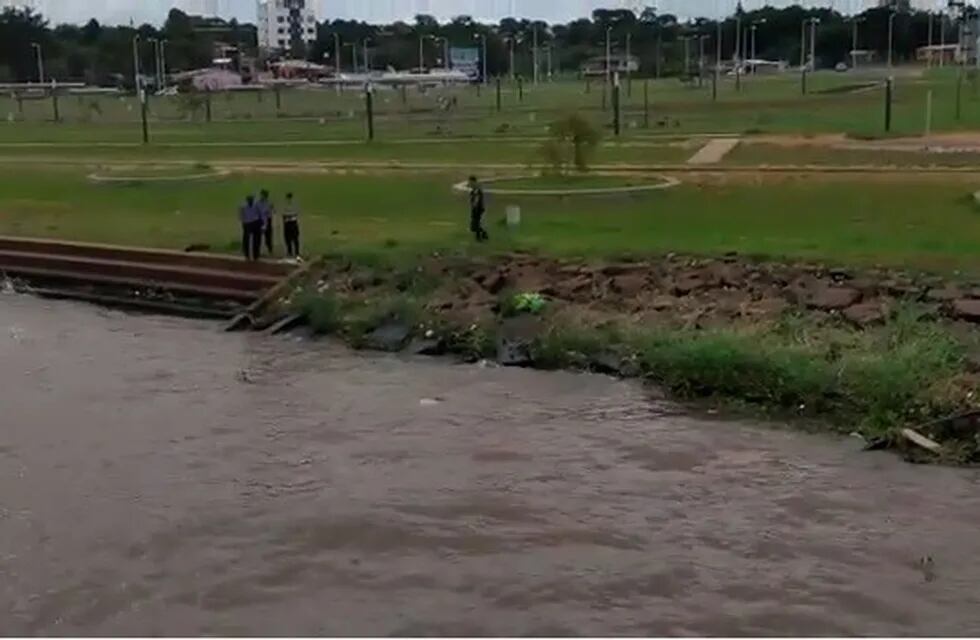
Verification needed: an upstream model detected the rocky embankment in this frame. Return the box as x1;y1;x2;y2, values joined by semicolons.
270;252;979;462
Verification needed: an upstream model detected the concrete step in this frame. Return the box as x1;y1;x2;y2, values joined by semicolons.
0;250;277;293
0;236;292;277
0;265;261;303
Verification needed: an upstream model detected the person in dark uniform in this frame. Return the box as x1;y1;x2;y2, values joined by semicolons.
468;175;488;242
282;192;301;259
257;189;275;256
238;194;262;261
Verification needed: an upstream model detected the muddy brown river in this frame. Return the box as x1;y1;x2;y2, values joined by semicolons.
3;294;980;635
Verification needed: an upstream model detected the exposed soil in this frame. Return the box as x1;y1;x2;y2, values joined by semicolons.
301;252;980;351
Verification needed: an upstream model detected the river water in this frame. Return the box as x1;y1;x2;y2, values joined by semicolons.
2;293;980;635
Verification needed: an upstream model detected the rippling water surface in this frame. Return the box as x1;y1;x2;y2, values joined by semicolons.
2;294;980;635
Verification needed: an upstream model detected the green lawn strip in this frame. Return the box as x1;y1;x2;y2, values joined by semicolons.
728;144;980;167
5;71;980;142
0;166;977;275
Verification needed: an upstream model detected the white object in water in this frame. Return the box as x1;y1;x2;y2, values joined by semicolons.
506;205;521;228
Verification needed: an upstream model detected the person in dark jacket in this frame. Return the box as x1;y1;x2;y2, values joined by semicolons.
468;175;488;242
282;192;301;259
239;195;262;261
257;189;275;256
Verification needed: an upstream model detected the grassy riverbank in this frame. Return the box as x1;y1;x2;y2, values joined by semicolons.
0;165;978;274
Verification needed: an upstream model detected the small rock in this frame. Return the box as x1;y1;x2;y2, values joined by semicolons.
806;286;862;311
408;337;446;356
927;287;962;302
951;299;980;323
843;301;888;327
483;272;508;295
965;352;980;374
365;322;412;352
589;353;624;376
611;273;648;297
650;295;678;311
496;316;539;367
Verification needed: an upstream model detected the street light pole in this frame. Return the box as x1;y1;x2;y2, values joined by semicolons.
160;39;168;88
475;33;487;84
508;37;515;79
940;11;946;68
605;26;612;87
850;17;862;70
132;34;141;94
30;42;44;84
800;19;807;69
363;37;371;72
684;36;691;76
928;11;934;67
888;11;897;69
809;17;819;72
532;26;539;84
418;35;425;72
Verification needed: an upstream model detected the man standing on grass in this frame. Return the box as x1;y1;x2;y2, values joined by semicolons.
257;189;275;256
239;194;262;261
282;192;301;259
468;175;488;242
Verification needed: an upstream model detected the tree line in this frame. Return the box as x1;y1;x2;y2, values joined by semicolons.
0;3;972;85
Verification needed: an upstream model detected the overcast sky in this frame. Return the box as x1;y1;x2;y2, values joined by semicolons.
17;0;950;26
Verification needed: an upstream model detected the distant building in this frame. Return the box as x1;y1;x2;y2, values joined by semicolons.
257;0;316;53
917;44;960;65
580;55;640;78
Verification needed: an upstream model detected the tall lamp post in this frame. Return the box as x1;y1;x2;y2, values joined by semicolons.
849;16;864;70
504;36;517;79
333;33;342;73
30;42;44;84
888;10;897;69
809;17;820;72
474;33;488;84
605;26;612;87
750;19;766;74
362;37;372;73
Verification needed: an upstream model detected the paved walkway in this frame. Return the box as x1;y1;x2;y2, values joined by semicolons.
687;138;741;165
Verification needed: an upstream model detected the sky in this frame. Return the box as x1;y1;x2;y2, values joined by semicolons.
6;0;954;26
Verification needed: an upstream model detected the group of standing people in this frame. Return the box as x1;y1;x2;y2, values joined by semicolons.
238;176;487;263
239;189;301;261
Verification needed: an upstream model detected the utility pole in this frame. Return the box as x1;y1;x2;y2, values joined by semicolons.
475;33;487;84
532;26;539;84
850;17;862;71
334;33;342;73
940;11;946;68
363;37;371;73
800;19;807;70
30;42;44;84
809;17;819;73
546;45;553;80
699;34;708;86
626;31;632;97
605;26;612;88
928;12;934;67
160;39;168;88
750;19;765;74
888;10;897;69
714;20;721;101
418;35;425;71
684;36;691;76
734;12;742;91
365;83;375;141
612;72;621;136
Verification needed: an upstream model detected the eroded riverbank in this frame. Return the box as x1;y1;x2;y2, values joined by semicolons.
3;294;980;634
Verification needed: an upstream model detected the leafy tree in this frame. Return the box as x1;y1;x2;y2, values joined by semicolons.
540;113;602;174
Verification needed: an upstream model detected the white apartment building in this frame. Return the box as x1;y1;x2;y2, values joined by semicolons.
257;0;317;52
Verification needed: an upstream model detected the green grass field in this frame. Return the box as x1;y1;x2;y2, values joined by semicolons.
1;164;977;275
5;68;980;146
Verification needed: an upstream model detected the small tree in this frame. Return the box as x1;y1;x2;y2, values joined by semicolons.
539;112;601;175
